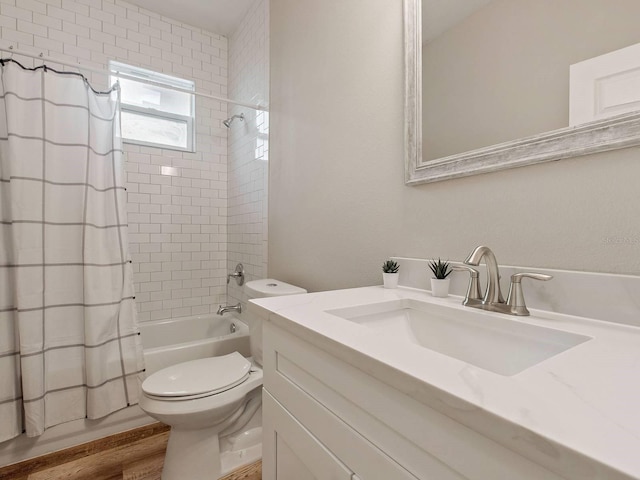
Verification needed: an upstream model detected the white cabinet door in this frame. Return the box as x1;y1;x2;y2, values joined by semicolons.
263;390;353;480
570;41;640;125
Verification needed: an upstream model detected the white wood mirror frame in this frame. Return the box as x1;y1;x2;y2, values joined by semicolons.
404;0;640;185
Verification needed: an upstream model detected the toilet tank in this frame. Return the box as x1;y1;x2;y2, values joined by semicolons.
245;279;307;299
244;279;307;366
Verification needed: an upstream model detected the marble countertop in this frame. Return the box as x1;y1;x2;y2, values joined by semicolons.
249;286;640;480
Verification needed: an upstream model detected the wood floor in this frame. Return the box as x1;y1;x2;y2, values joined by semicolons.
0;423;262;480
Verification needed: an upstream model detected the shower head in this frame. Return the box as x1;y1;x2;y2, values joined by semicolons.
223;113;245;128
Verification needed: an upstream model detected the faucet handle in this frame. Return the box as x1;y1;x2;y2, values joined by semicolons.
452;265;479;275
511;272;553;282
452;265;482;304
506;272;553;316
227;263;245;286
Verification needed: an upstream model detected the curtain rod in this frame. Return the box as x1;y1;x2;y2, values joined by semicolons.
0;46;268;112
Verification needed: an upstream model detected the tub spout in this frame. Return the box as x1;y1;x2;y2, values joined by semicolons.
217;303;242;315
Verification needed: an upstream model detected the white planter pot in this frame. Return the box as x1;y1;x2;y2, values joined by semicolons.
430;278;450;297
383;272;399;289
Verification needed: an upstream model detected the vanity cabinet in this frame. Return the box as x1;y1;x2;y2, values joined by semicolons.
261;321;566;480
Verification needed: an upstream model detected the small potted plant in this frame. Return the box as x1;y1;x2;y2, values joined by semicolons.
382;259;400;289
428;258;452;297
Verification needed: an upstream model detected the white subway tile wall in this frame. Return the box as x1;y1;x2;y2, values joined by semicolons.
4;0;230;322
227;0;269;305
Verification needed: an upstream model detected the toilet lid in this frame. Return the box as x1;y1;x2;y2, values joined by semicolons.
142;352;251;398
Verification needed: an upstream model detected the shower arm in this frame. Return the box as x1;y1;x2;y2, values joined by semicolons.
223;113;245;128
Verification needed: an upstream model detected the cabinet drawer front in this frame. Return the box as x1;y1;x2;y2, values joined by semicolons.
264;322;565;480
263;391;353;480
266;352;450;480
265;329;458;479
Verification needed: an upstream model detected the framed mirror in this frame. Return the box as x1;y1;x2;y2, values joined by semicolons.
404;0;640;185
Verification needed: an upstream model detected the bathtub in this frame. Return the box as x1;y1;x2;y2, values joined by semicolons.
0;313;250;467
140;313;250;375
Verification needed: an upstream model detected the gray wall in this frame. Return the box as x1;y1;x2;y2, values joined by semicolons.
269;0;640;293
423;0;640;160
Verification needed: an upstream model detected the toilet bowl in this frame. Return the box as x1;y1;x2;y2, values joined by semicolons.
139;279;306;480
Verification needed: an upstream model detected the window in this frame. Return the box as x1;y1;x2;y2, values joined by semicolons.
109;61;195;152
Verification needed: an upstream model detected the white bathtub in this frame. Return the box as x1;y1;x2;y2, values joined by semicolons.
140;313;250;375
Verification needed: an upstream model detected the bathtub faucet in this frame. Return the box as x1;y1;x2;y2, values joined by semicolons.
217;303;242;315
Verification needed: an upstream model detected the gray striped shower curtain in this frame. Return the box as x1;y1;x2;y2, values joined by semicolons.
0;60;144;441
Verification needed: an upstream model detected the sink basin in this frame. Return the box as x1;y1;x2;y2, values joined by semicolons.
327;299;591;376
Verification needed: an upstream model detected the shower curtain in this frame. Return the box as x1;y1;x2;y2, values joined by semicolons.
0;60;144;442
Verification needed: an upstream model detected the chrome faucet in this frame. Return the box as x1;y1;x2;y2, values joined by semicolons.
217;303;242;315
461;245;552;316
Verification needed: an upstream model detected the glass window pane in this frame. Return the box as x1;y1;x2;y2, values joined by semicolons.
109;61;195;151
121;111;188;149
118;78;192;116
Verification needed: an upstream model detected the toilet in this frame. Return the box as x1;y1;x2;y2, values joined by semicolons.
139;279;306;480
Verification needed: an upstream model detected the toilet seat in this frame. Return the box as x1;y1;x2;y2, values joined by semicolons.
142;352;252;401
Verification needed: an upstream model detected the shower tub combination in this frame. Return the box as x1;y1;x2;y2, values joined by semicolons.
0;312;253;469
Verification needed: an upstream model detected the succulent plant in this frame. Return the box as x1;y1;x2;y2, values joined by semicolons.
428;258;452;279
382;259;400;274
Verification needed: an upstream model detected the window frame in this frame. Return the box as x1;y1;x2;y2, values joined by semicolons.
109;61;196;153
